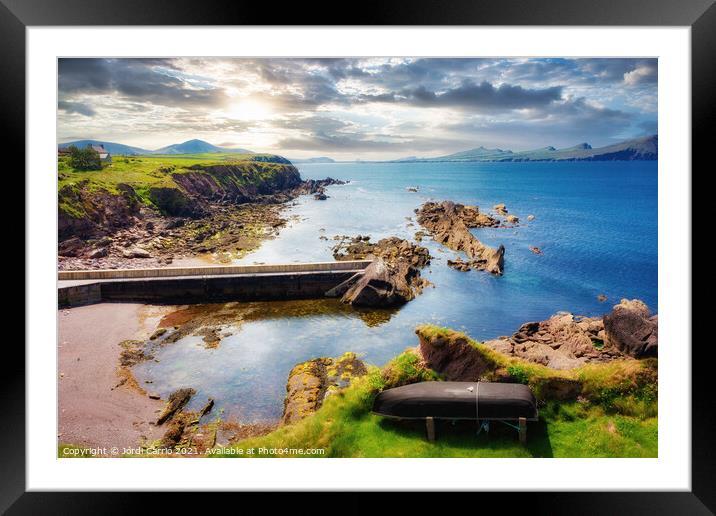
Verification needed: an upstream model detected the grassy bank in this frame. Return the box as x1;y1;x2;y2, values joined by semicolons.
216;331;657;458
58;153;296;216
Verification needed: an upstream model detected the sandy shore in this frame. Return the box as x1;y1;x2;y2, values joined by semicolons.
58;303;176;450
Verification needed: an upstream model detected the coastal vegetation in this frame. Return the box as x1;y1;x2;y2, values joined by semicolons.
57;152;341;267
66;145;102;171
210;325;658;458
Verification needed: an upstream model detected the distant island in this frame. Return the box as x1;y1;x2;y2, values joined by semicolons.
289;157;336;164
393;135;657;163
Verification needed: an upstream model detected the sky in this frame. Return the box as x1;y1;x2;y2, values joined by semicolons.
57;57;657;160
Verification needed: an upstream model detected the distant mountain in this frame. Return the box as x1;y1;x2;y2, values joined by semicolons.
397;135;657;163
153;139;253;155
59;138;254;155
290;157;336;163
58;139;150;155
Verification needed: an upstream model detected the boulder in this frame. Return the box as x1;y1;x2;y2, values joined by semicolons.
341;259;425;307
282;352;367;425
603;299;658;358
58;237;85;257
88;246;109;259
494;203;508;215
122;246;151;258
529;246;543;255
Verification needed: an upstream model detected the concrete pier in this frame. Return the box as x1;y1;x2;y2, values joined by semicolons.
58;261;371;308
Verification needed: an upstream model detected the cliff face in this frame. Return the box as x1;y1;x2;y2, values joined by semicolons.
58;162;303;240
58;181;142;240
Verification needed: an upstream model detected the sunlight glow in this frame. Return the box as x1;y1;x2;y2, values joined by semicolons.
225;99;273;121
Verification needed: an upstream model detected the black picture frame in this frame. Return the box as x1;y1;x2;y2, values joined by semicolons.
5;0;711;512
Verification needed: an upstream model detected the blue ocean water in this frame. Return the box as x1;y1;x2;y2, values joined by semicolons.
133;161;657;422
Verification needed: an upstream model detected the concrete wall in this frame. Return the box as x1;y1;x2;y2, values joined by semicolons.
58;270;360;307
58;260;372;281
57;282;102;308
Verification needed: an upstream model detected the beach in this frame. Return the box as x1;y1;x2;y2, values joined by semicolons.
58;303;174;449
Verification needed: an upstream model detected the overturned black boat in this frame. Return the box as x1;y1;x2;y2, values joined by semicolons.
372;381;538;442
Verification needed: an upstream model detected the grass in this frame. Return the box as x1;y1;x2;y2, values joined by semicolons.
57;153;296;220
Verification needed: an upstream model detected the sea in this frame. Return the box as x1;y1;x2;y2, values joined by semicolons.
132;161;658;422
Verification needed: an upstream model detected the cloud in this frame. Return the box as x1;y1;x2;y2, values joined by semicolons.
623;62;658;85
58;100;95;117
57;57;658;158
58;58;227;108
419;81;562;109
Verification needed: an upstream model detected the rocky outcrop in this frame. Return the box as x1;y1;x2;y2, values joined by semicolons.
157;388;195;425
417;328;499;381
58;162;346;268
332;236;432;307
58;181;142;240
341;258;430;307
603;299;658;358
481;312;623;370
332;236;431;268
493;203;508;215
477;300;657;369
416;201;505;275
414;325;657;403
282;352;367;425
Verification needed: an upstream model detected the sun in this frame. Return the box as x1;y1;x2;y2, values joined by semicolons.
225;99;272;121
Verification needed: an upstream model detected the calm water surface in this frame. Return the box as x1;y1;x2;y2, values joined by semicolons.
133;161;658;422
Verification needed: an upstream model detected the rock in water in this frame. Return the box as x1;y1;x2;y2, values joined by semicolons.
603;299;658;357
341;259;426;307
157;388;195;425
416;201;505;275
282;353;367;425
494;203;508;215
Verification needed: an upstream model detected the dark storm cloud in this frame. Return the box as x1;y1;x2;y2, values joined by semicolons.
417;81;562;109
58;100;96;117
58;58;227;108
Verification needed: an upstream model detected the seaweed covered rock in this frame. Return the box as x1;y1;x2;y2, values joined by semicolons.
603;299;658;358
282;352;367;425
157;388;195;425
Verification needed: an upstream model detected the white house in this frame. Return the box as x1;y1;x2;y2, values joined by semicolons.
91;144;112;164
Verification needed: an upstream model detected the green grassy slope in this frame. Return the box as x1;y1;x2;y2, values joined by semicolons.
57;153;298;236
219;328;657;458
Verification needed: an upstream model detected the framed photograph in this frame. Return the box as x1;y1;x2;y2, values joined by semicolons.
8;0;711;510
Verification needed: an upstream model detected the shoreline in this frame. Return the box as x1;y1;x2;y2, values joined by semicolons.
58;303;175;449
